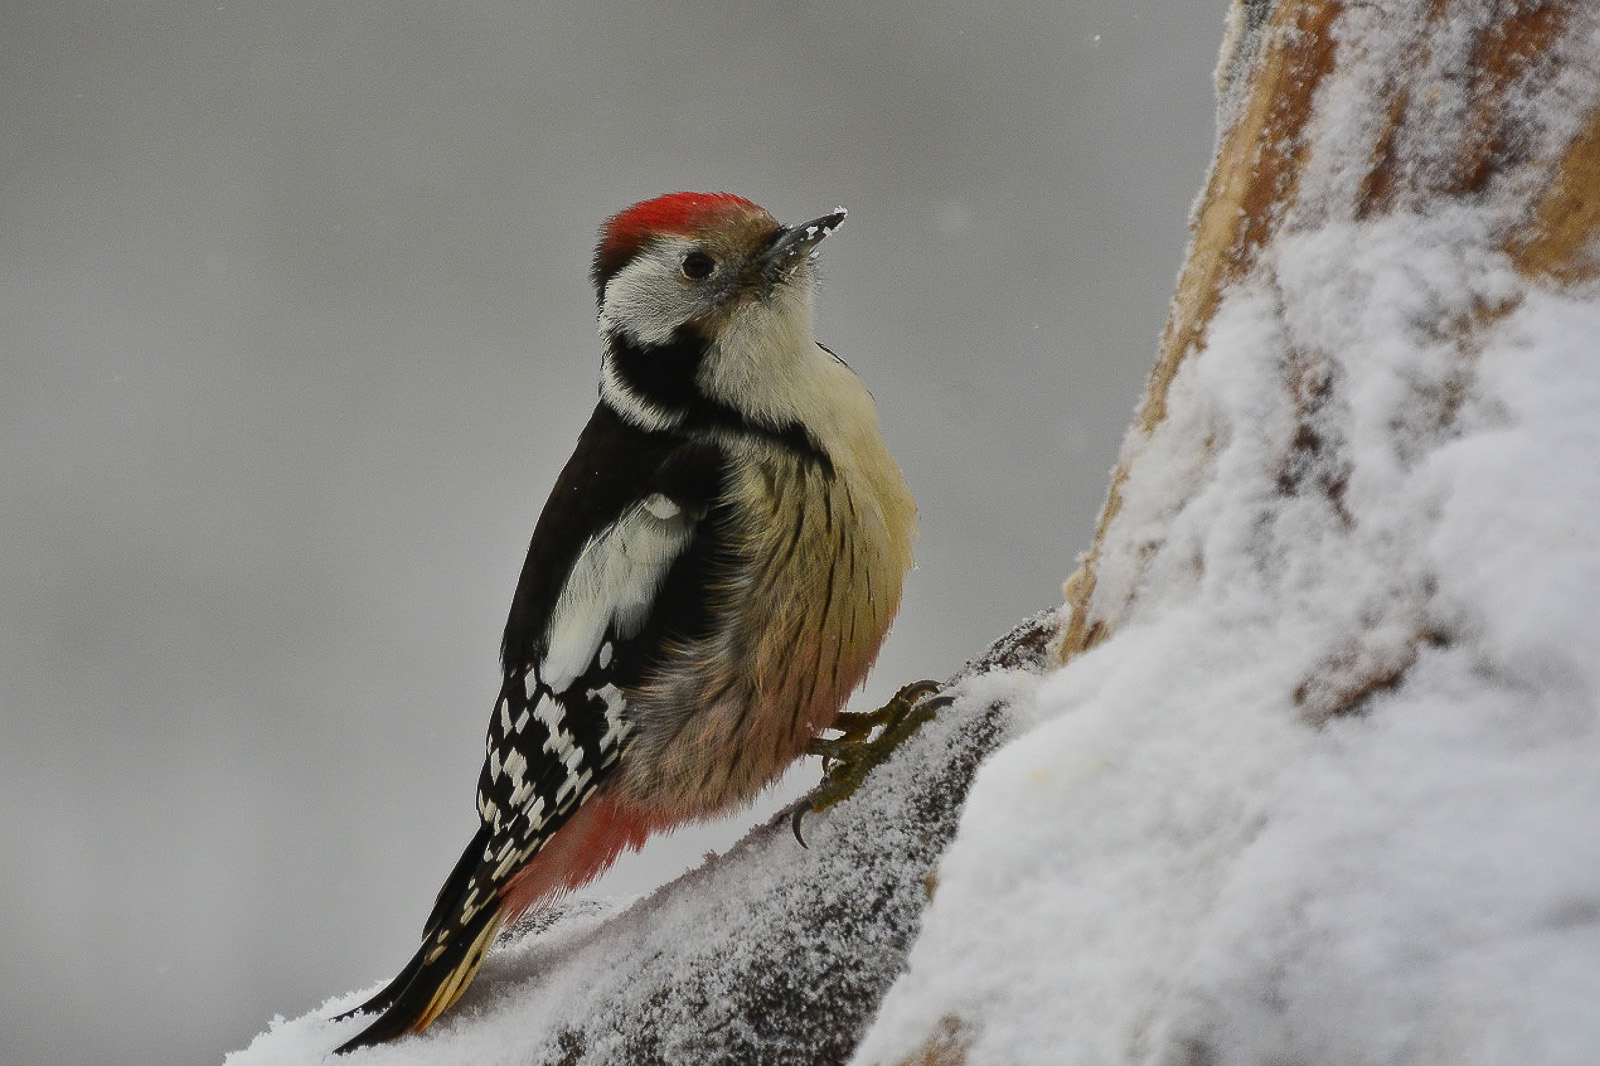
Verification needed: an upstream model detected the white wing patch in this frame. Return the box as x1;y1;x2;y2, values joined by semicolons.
539;495;694;691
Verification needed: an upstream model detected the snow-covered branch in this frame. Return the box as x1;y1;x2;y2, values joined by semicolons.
230;618;1058;1065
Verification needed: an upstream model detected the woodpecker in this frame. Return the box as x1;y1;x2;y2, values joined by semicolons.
333;192;918;1051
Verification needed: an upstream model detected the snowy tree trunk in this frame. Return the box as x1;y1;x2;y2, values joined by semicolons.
234;3;1600;1064
1060;0;1600;668
859;1;1600;1064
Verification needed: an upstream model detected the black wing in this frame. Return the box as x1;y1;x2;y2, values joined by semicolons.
479;401;729;834
334;403;728;1052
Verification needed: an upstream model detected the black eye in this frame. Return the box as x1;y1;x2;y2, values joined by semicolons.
681;251;716;280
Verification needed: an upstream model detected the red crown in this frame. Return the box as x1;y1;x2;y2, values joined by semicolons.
593;192;767;289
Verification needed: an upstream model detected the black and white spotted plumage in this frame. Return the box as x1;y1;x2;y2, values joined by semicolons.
334;407;729;1051
334;192;917;1053
469;405;733;889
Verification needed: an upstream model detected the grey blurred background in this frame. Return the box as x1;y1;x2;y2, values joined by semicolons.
1;2;1222;1063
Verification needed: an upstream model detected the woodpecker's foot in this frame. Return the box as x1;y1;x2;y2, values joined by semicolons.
791;680;952;845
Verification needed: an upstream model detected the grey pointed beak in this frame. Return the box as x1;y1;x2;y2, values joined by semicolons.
763;207;847;273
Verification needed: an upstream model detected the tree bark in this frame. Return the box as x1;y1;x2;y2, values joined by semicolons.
1060;0;1600;667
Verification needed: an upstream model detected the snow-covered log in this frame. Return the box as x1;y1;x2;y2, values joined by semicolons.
232;2;1600;1063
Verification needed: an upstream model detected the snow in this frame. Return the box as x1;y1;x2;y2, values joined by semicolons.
857;276;1600;1063
860;302;1600;1060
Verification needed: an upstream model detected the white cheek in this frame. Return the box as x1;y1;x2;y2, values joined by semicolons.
600;251;701;347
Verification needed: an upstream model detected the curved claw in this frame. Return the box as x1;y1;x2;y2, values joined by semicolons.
791;802;811;848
